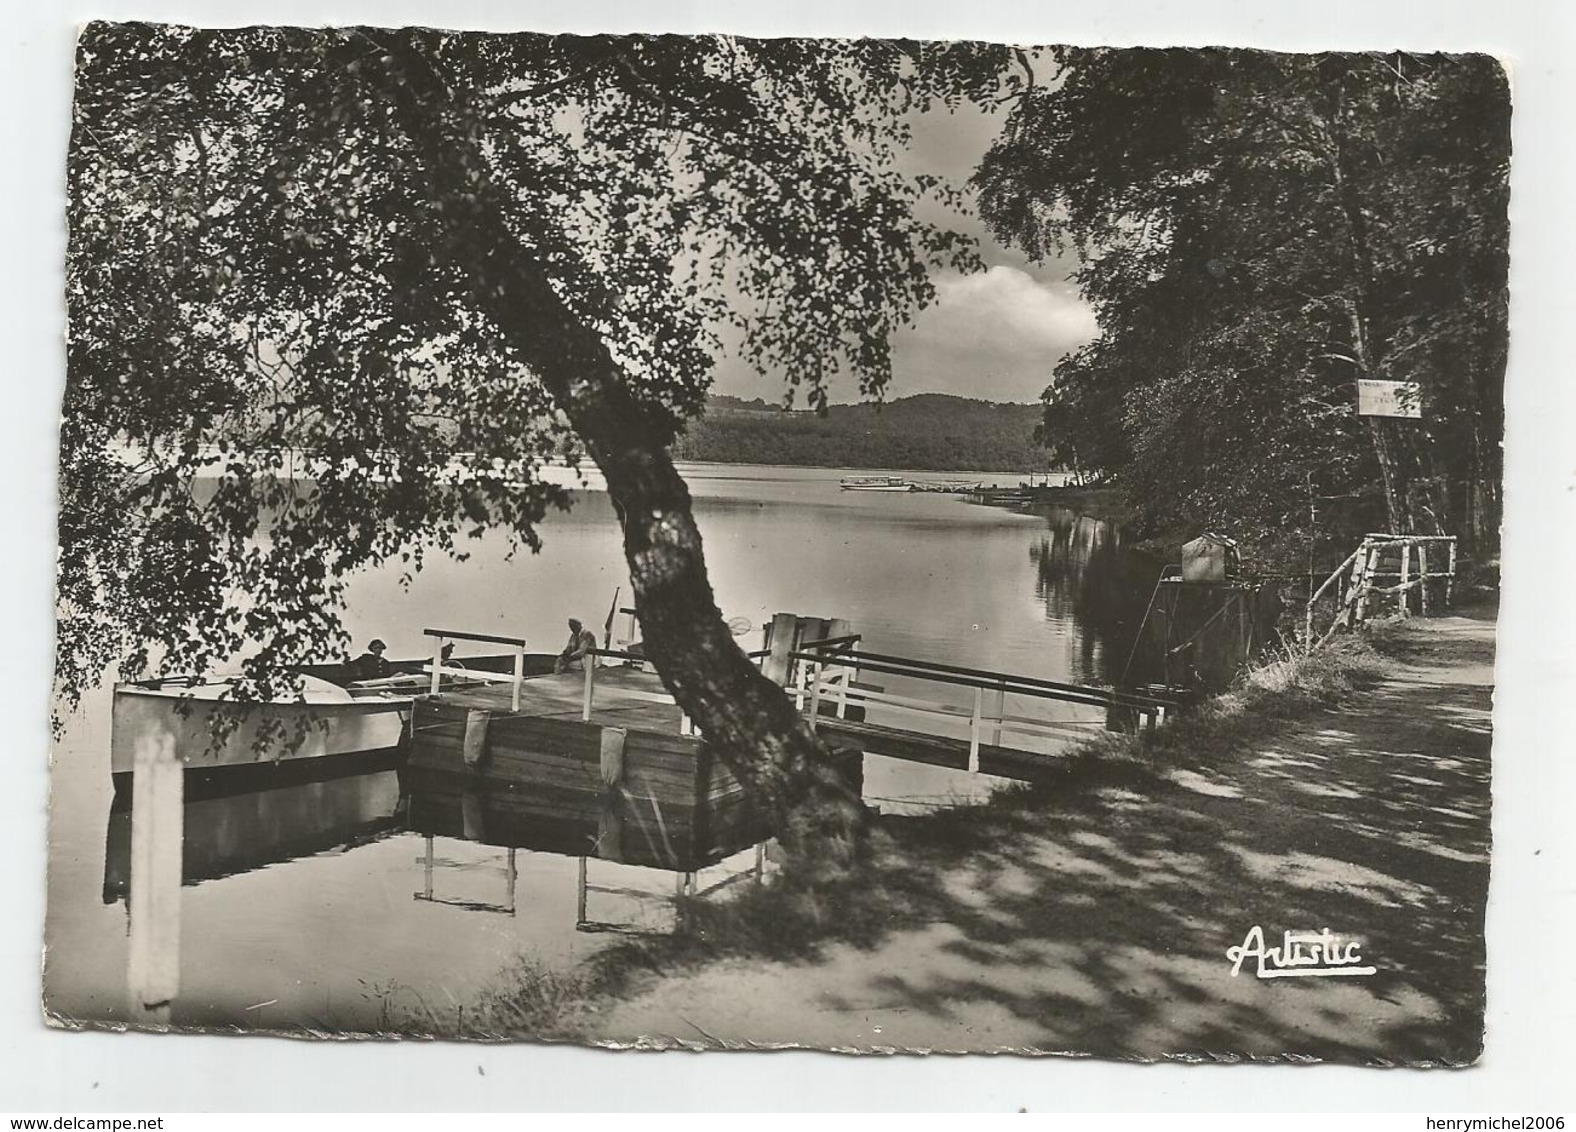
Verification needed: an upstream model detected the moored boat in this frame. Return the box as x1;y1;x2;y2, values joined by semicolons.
109;674;410;792
839;475;913;492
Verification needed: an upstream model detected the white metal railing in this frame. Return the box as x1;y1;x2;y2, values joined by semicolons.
423;627;530;711
578;647;698;736
788;636;1172;774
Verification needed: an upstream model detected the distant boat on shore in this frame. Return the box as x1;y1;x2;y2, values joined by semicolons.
839;476;913;492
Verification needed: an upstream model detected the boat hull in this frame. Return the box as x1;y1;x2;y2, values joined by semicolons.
109;683;410;782
839;477;913;492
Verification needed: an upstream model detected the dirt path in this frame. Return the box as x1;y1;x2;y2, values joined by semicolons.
585;609;1495;1063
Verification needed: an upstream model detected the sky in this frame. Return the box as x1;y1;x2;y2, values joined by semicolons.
709;98;1098;406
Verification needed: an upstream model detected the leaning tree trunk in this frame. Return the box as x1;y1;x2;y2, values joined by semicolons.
384;40;869;877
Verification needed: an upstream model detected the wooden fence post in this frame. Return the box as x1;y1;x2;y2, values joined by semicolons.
1354;543;1379;627
1446;538;1458;606
1342;540;1370;628
1419;543;1431;615
1398;541;1412;618
576;856;588;924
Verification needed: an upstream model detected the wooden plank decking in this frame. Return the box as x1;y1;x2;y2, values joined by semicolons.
434;666;684;733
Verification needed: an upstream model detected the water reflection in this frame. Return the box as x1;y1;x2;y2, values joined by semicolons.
1029;506;1165;684
101;769;404;907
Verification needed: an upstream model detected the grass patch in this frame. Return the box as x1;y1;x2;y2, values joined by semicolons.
371;958;596;1041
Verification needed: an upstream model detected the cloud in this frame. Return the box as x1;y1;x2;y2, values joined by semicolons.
889;265;1100;403
708;264;1099;407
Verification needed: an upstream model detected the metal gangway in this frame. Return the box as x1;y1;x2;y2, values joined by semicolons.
760;614;1182;783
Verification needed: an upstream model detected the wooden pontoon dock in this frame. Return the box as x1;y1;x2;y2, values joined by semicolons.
113;616;1179;1017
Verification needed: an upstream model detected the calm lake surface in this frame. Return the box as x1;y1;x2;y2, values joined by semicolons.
44;463;1160;1031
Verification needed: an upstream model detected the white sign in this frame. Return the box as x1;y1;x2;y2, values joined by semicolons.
1357;379;1423;419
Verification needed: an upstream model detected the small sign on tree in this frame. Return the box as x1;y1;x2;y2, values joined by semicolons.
1357;380;1423;419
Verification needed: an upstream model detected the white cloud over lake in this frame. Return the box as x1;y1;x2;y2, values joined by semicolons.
888;265;1100;403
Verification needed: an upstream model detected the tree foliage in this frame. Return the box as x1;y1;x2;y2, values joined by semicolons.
62;24;1010;867
976;49;1510;564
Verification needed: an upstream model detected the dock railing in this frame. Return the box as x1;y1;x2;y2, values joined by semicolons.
422;627;532;710
790;634;1181;773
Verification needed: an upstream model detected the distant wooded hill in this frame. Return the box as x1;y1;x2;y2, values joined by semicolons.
672;394;1055;472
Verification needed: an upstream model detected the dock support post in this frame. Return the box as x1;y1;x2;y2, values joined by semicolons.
968;686;983;773
127;726;182;1025
762;612;799;687
598;727;627;863
581;659;596;722
461;710;490;768
430;637;445;695
505;849;518;916
511;645;524;712
421;835;435;901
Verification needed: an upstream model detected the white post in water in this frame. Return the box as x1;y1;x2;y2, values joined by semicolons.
127;726;182;1024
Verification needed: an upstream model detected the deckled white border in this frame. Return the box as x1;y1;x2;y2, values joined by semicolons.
2;0;1570;1113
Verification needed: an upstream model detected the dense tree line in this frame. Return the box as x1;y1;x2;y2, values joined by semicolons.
977;50;1509;570
672;394;1055;471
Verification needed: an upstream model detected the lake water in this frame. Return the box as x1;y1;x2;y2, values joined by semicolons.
43;463;1160;1031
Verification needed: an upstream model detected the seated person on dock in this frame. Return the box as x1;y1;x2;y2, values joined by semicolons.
352;639;391;681
553;618;598;674
440;642;466;670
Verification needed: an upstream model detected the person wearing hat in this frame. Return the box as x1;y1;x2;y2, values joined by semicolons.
553;618;598;674
353;638;391;681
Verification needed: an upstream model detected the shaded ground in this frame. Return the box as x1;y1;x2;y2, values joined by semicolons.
580;608;1494;1063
